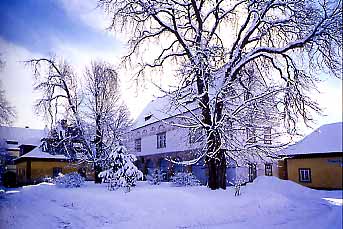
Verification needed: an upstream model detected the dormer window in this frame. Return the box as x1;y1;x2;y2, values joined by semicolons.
42;141;48;152
144;114;152;121
6;140;18;145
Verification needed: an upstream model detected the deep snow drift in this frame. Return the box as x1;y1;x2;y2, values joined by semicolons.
0;176;342;229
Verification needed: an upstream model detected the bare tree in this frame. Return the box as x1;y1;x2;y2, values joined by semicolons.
0;55;16;126
99;0;342;189
28;57;131;183
84;61;131;183
0;84;16;126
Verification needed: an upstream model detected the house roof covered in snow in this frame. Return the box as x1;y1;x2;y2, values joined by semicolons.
0;126;47;148
279;122;343;156
16;146;68;160
132;94;198;130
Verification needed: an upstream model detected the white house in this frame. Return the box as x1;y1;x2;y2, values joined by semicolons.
127;94;279;185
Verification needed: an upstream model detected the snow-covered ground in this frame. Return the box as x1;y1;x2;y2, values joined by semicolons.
0;176;342;229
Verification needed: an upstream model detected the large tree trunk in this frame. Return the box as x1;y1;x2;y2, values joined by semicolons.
197;74;226;190
206;131;227;190
94;114;103;183
94;163;102;183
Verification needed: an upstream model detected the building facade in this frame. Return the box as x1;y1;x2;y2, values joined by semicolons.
15;147;93;185
1;124;94;186
0;126;47;186
278;122;342;189
127;95;279;186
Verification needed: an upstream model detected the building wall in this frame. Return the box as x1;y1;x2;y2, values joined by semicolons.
16;161;27;184
16;160;94;185
286;155;342;189
234;162;278;183
128;108;278;185
128;115;202;156
4;149;20;173
277;160;288;180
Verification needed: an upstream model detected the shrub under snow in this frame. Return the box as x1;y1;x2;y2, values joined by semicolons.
171;172;201;186
54;172;85;188
99;145;143;192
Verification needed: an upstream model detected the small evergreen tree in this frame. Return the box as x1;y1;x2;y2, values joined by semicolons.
146;169;163;185
99;145;143;192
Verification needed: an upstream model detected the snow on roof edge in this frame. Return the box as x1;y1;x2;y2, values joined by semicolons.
279;122;343;156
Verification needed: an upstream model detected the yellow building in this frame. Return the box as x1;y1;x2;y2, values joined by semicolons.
1;126;94;186
0;126;46;186
278;122;342;190
14;146;94;185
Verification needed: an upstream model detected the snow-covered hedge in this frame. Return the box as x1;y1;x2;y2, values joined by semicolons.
54;172;85;188
171;172;201;186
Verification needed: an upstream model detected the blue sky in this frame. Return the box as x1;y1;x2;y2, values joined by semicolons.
0;0;341;134
0;0;120;55
0;0;153;129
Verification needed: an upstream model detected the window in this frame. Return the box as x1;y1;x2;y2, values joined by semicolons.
135;138;141;152
265;163;272;176
18;168;26;177
189;128;203;143
42;141;48;152
144;114;152;121
246;127;256;143
53;167;62;177
6;140;18;145
264;127;272;144
157;132;166;149
299;168;311;183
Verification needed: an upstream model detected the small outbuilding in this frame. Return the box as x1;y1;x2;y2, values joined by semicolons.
278;122;342;189
15;146;93;185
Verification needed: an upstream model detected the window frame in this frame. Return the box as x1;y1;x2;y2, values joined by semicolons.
265;163;273;176
298;168;311;183
6;140;18;145
157;132;166;149
134;138;142;152
246;127;256;143
264;127;272;144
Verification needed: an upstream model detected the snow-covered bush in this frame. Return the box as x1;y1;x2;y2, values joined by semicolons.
171;172;201;186
99;145;143;192
146;169;163;185
34;176;54;184
54;172;85;188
